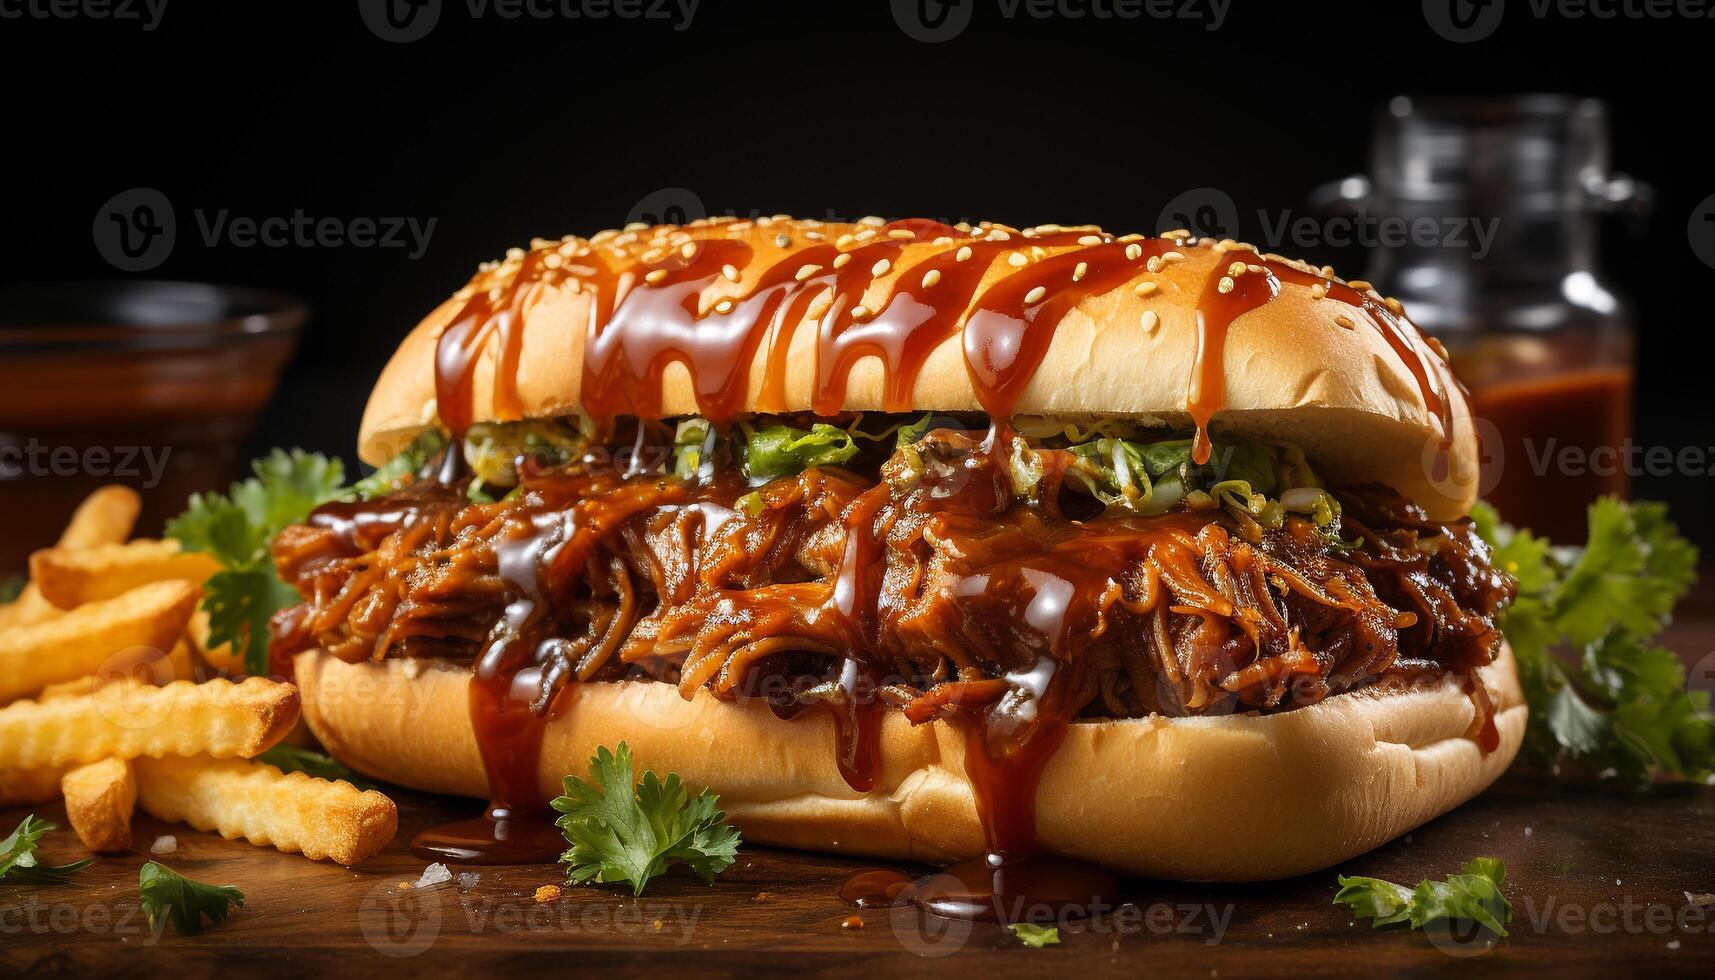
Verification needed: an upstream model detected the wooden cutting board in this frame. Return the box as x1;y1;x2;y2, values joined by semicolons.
5;590;1713;978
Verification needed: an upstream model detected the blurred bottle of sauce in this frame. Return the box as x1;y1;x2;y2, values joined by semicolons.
0;282;302;573
1320;96;1646;541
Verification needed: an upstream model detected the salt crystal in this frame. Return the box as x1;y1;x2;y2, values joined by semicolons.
149;836;177;855
457;872;481;891
1524;827;1533;837
415;863;453;889
1667;940;1681;950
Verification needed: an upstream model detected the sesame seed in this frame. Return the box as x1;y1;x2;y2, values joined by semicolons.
645;269;668;285
756;216;775;227
833;253;852;269
775;234;792;248
859;216;885;227
1385;297;1405;314
722;264;740;282
1073;261;1088;282
1427;337;1449;358
771;213;792;222
1217;277;1235;295
1024;285;1047;304
955;246;973;262
1133;281;1159;297
888;229;915;240
932;236;954;246
805;231;825;241
1160;228;1191;238
1334;314;1355;329
1077;235;1102;246
851;304;869;319
623;222;650;232
1146;257;1163;273
1162;251;1187;263
543;253;563;270
1228;262;1248;277
1247;264;1265;275
1310;284;1327;300
921;269;942;289
1125;243;1143;261
1118;233;1144;243
796;264;822;281
714;299;735;314
1348;280;1373;292
855;229;876;242
1008;252;1028;268
1140;310;1160;333
988;229;1012;241
506;247;526;261
872;258;892;277
680;243;697;259
836;234;854;249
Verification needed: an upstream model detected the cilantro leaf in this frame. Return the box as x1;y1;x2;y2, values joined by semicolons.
1009;922;1061;947
551;742;741;895
0;815;93;884
138;861;244;935
166;449;348;675
1471;498;1708;783
256;744;375;789
1336;858;1511;939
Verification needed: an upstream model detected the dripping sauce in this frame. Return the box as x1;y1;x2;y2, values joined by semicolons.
412;218;1467;876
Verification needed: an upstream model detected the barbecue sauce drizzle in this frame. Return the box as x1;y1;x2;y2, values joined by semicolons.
402;219;1461;884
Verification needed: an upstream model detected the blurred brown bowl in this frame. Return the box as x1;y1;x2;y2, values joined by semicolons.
0;281;304;572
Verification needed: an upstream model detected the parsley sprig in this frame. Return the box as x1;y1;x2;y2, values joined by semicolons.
166;449;347;675
551;742;741;895
1472;498;1708;783
1336;858;1512;938
138;861;245;935
0;815;92;884
1009;922;1061;947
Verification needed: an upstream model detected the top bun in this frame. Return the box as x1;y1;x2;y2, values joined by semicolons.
360;216;1480;519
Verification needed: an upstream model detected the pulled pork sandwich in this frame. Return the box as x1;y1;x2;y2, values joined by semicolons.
278;216;1522;884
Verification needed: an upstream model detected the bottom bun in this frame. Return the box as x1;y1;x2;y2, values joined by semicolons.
294;645;1524;881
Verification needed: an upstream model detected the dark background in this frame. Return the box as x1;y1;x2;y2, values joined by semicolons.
3;0;1712;546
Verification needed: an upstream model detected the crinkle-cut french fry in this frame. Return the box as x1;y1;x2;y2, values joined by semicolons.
135;755;397;867
61;758;136;852
31;540;223;610
0;580;199;703
0;764;69;806
36;639;198;702
0;485;140;632
0;677;299;770
57;485;142;551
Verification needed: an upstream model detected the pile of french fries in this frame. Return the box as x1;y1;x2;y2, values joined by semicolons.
0;487;396;867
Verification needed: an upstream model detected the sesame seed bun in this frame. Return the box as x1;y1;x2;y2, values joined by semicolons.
357;218;1480;521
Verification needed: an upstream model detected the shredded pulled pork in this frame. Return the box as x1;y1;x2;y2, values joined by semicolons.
270;434;1515;722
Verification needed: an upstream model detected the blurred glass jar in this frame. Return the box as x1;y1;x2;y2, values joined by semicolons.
1316;95;1646;540
0;282;303;572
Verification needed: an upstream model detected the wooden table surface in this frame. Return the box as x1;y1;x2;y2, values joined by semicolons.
6;586;1714;978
